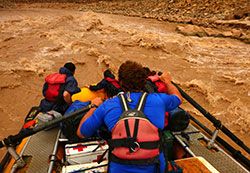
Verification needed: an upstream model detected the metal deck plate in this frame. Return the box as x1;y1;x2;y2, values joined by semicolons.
21;128;59;173
177;125;249;173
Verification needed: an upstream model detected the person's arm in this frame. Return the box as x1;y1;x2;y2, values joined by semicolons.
76;107;97;138
63;90;72;105
77;97;103;138
159;71;183;103
89;79;107;91
64;77;81;95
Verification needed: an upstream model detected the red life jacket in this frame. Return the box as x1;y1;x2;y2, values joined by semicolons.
44;73;66;102
105;77;121;89
148;75;167;93
164;112;169;127
109;93;160;164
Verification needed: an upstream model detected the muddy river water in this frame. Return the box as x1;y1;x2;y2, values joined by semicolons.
0;8;249;159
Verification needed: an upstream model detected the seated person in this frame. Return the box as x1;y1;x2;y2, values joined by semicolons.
61;98;111;142
89;69;123;98
144;67;167;93
39;62;81;114
144;68;170;127
143;67;158;93
77;61;182;173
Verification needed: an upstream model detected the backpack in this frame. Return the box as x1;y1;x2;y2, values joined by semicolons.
44;73;67;102
108;93;161;165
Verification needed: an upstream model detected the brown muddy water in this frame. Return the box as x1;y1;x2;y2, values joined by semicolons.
0;8;249;159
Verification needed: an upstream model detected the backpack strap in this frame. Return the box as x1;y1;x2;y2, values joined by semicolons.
120;93;149;153
136;92;148;111
119;94;129;111
119;92;147;111
119;94;132;147
132;92;147;148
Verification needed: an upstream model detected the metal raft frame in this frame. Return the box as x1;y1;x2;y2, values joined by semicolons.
174;124;250;173
13;128;60;173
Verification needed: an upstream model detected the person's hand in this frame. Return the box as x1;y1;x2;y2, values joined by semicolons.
159;71;172;84
91;97;103;107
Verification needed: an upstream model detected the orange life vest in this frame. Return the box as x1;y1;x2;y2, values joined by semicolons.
44;73;66;102
108;93;161;164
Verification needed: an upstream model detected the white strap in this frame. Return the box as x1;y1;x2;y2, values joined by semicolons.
120;94;128;111
137;92;147;111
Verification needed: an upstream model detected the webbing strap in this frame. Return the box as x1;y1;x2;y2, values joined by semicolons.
108;139;160;149
134;93;147;142
124;119;131;138
133;119;139;139
119;92;148;112
110;154;159;165
119;94;129;111
136;92;148;111
119;93;148;152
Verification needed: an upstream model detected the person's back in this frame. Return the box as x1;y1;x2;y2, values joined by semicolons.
39;62;81;114
89;69;123;98
77;61;182;173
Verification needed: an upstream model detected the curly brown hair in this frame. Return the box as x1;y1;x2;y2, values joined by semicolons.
118;61;147;92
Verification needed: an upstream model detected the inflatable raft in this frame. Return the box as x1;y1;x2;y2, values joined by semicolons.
0;86;249;173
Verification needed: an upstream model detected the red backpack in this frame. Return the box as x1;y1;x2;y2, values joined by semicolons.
108;93;161;165
44;73;67;102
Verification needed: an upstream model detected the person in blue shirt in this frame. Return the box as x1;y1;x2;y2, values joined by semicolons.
39;62;81;114
77;61;182;173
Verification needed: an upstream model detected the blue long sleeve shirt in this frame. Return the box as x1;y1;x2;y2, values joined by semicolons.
80;92;181;173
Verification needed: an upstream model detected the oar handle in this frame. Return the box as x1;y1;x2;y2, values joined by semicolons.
0;105;93;148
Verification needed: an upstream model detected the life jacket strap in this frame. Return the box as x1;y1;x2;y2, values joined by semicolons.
136;92;147;111
108;138;160;150
119;92;148;112
118;93;149;151
109;153;160;165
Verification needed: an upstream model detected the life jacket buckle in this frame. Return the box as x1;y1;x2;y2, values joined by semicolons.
130;141;140;153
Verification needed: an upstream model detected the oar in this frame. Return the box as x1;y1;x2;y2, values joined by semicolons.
172;82;250;154
0;104;93;148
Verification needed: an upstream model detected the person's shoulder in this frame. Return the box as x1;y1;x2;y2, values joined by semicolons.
65;75;77;82
147;92;164;97
148;92;179;98
101;95;120;107
147;93;169;101
106;95;120;103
